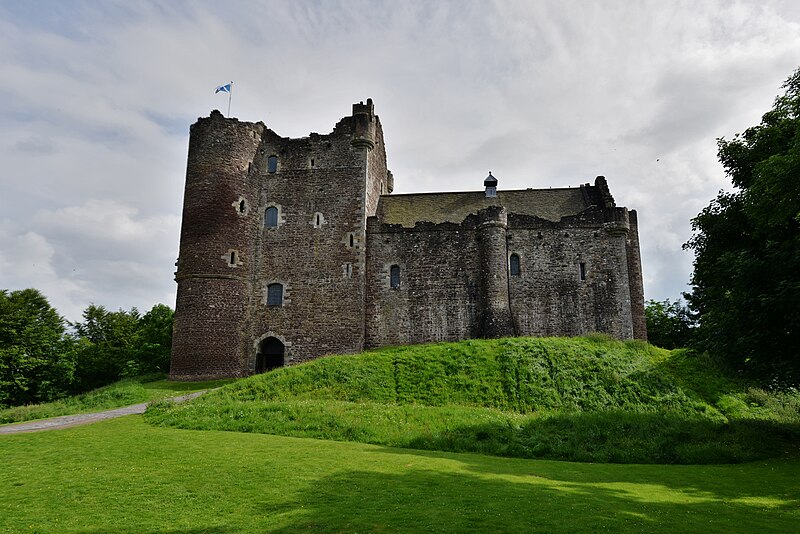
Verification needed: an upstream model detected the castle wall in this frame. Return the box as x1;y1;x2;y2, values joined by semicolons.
247;102;389;366
626;210;647;340
365;206;636;347
365;220;482;347
506;214;634;339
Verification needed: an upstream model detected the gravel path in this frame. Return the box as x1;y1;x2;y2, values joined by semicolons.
0;391;207;435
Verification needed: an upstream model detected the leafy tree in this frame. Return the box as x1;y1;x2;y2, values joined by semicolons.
134;304;174;374
644;299;695;350
0;289;76;407
71;305;142;391
71;303;174;391
685;68;800;383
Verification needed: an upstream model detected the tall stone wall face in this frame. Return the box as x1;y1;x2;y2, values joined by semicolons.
625;210;647;340
365;206;636;347
365;220;482;347
506;212;634;339
170;111;264;379
247;109;388;366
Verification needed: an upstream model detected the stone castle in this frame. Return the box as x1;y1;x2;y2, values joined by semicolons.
169;99;646;380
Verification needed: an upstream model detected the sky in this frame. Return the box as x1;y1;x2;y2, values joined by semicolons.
1;0;799;322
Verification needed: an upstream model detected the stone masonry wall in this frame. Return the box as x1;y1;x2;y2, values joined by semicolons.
170;111;264;379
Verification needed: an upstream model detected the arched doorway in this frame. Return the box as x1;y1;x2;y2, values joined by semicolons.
255;337;285;373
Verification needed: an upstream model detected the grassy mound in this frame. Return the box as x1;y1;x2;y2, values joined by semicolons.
145;336;800;464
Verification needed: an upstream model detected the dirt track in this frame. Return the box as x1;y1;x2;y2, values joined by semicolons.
0;391;206;434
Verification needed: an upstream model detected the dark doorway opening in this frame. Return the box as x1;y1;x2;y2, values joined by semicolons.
255;337;285;373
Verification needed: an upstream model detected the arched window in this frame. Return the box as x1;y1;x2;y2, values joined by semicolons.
264;207;278;228
390;265;400;289
510;254;521;276
267;155;278;173
267;283;283;306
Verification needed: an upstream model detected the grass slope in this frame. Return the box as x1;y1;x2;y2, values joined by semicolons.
1;416;799;533
146;336;800;464
0;375;231;424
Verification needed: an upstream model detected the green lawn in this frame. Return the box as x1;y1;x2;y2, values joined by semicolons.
1;415;798;533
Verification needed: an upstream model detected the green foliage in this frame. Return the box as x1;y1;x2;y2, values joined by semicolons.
645;298;695;349
0;288;175;407
685;67;800;383
146;337;800;464
71;303;174;392
0;289;76;406
3;417;800;533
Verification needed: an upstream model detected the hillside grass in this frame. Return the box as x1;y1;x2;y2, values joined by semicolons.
1;416;799;533
0;375;232;424
146;336;800;464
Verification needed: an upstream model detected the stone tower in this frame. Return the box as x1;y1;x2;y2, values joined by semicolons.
170;100;390;380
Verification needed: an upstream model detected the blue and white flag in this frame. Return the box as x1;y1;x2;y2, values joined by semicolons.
215;83;232;94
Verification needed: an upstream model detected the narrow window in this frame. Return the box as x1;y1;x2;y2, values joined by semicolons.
310;158;315;167
230;251;237;265
390;265;400;289
267;283;283;306
510;254;521;276
239;200;246;214
579;262;587;281
344;263;352;278
265;207;278;228
267;155;278;173
316;214;320;226
349;234;354;247
248;162;252;173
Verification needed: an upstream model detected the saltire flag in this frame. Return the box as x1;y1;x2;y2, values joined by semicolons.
215;83;232;94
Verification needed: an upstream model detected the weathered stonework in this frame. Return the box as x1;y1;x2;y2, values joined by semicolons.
169;100;647;380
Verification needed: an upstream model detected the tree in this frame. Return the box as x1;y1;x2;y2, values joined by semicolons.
0;289;76;407
685;68;800;383
644;299;695;350
71;305;142;391
71;303;174;390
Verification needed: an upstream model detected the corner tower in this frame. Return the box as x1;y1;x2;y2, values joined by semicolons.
170;111;264;380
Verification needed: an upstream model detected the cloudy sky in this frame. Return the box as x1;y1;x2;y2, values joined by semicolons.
1;0;799;322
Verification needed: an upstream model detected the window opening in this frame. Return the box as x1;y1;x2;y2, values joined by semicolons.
267;155;278;173
349;234;354;247
239;200;246;213
230;251;237;265
344;263;352;278
316;214;320;226
264;207;278;228
510;254;521;276
310;158;315;167
267;283;283;306
579;262;587;281
390;265;400;289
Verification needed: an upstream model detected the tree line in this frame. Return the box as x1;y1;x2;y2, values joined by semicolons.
649;67;800;385
0;288;172;408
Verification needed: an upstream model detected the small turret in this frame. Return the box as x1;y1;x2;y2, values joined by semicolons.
351;98;376;150
484;171;497;198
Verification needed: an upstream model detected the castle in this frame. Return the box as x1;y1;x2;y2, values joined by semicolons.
169;99;646;380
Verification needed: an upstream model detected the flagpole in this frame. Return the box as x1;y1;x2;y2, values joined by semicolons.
227;81;233;117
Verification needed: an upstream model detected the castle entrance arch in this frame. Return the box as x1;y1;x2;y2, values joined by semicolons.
255;337;285;373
